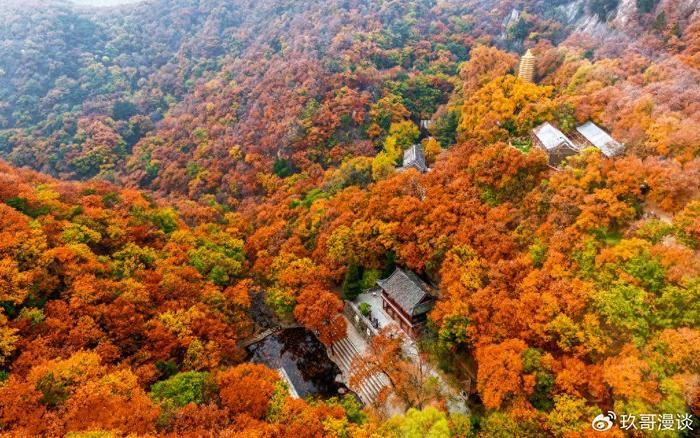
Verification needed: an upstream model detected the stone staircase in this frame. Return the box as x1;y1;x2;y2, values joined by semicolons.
331;337;389;405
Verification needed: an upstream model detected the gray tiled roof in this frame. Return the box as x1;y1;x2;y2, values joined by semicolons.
576;121;623;157
377;268;432;315
533;122;577;151
400;144;428;173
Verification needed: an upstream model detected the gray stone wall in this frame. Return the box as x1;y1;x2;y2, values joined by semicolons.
344;301;378;342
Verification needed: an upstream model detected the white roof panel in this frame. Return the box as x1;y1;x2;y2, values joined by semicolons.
576;121;623;157
533;122;576;151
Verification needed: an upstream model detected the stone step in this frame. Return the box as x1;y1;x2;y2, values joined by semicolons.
337;337;358;359
337;339;359;371
362;373;386;399
332;338;387;401
337;339;356;364
339;339;386;395
331;340;353;371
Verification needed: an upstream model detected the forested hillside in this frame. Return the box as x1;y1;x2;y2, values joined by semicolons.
0;0;699;436
5;0;695;188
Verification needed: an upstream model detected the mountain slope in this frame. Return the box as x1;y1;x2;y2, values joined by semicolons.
0;1;699;435
3;0;695;186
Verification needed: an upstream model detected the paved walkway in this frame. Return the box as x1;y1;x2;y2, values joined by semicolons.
352;293;470;415
354;290;394;329
329;315;391;407
400;338;470;415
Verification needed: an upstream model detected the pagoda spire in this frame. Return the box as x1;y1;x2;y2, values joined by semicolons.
518;49;535;83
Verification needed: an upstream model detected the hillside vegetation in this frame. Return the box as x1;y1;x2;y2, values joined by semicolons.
0;0;699;436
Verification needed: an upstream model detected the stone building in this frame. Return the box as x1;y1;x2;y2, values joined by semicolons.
398;144;429;173
376;268;435;337
531;122;579;167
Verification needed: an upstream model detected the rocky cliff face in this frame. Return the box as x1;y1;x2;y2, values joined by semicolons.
611;0;699;27
540;0;696;46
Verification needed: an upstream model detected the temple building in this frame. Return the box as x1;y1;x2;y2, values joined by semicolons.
398;144;429;173
574;121;624;158
532;122;579;167
376;268;435;337
518;49;535;83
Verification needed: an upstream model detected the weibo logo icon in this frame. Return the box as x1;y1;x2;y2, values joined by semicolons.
591;411;616;432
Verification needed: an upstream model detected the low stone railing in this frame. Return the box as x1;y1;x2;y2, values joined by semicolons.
344;300;379;342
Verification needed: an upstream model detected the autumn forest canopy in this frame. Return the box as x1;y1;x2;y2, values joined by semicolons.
0;0;699;436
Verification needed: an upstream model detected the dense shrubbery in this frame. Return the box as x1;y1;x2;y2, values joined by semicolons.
0;0;699;436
